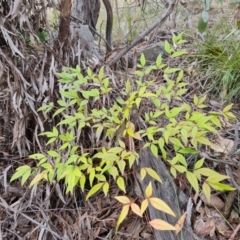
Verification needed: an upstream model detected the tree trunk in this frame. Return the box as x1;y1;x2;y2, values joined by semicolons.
57;0;103;65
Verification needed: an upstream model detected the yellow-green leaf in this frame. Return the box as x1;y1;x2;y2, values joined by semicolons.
195;136;212;146
150;144;158;158
108;166;118;180
202;182;211;203
21;169;31;186
140;168;147;180
208;182;235;191
116;205;130;230
174;165;186;173
224;112;236;119
79;175;86;191
145;168;162;183
223;104;233;113
186;171;199;194
170;167;177;178
89;168;95;187
10;165;31;182
149;197;176;217
119;140;126;149
86;183;104;200
117;159;126;176
29;172;45;187
145;182;153;198
195;168;220;177
198;95;207;104
169;137;184;148
193;95;198;105
117;176;126;193
206;175;229;183
141;199;149;215
194;158;205;170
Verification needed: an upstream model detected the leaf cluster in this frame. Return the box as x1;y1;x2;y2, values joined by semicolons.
11;33;236;233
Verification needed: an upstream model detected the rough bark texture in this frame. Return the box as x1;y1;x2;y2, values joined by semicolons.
137;149;194;240
58;0;72;47
70;0;103;63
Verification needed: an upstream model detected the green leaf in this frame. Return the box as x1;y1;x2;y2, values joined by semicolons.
79;175;86;191
98;66;104;81
117;176;126;193
150;144;158;158
29;153;46;160
29;172;45;187
103;182;109;196
194;158;204;170
186;171;199;193
177;154;187;167
86;183;104;200
158;138;167;159
169;137;184;148
156;54;162;67
140;54;146;67
181;128;188;146
89;168;95;187
57;100;67;107
117;160;126;175
140;168;147;180
116;205;130;231
206;175;230;183
202;182;211;203
164;40;172;54
10;165;31;182
47;150;59;158
195;168;219;177
178;148;198;154
164;67;180;74
222;104;233;113
208;182;235;191
170;167;177;178
174;165;186;173
198;18;208;33
53;107;65;118
195;136;212;146
145;168;162;183
108;166;119;180
171;51;188;58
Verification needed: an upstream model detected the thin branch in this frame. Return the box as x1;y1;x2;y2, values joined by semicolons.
108;0;176;66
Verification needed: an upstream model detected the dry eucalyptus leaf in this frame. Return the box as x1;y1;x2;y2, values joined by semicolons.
210;136;234;154
200;194;224;210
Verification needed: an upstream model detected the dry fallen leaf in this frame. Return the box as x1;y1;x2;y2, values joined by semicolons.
175;212;187;234
200;194;225;210
210;136;234;154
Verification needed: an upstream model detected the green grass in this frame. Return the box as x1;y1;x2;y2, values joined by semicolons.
97;0;164;44
194;18;240;101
